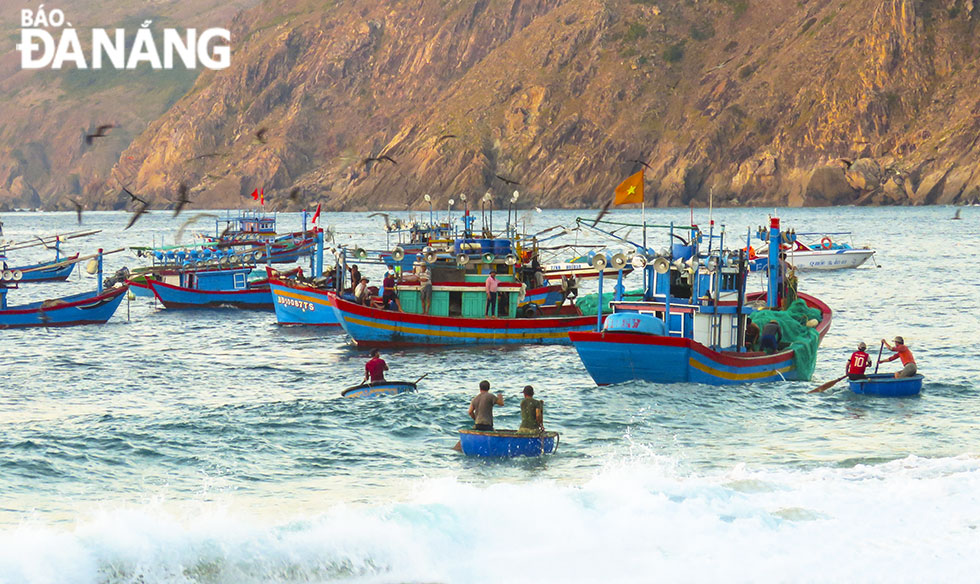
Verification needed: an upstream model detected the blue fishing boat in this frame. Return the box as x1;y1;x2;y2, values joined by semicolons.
12;255;78;282
457;429;560;457
340;380;418;398
569;217;833;385
145;268;273;310
269;278;341;326
849;373;923;397
0;249;129;328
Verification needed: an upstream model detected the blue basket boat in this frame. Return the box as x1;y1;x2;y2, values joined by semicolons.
849;373;923;397
340;380;418;398
457;429;560;457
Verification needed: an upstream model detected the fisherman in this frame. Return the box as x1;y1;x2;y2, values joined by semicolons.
468;380;504;431
354;277;370;305
846;341;871;380
348;264;362;293
485;270;499;317
419;264;432;315
363;349;388;383
880;336;917;378
518;385;544;434
744;320;760;350
381;268;401;311
759;319;782;354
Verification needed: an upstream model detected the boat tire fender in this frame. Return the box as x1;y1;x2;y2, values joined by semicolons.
820;237;832;249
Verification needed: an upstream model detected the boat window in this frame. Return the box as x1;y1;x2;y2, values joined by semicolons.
448;291;463;316
669;271;692;300
234;272;247;289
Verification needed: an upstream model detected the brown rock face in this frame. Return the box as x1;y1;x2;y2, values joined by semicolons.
9;0;980;210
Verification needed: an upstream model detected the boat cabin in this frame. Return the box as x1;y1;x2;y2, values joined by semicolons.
162;267;255;291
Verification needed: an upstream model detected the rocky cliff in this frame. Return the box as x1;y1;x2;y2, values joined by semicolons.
8;0;980;211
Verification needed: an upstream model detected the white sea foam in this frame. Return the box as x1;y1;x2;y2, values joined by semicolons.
3;454;980;584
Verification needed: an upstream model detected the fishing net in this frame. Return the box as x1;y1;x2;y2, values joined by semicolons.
749;299;824;381
575;289;645;316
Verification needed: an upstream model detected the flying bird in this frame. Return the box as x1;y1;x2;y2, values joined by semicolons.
952;208;962;220
122;187;147;206
34;235;57;250
172;183;191;217
254;128;268;144
367;212;392;230
187;152;230;162
362;155;397;166
175;212;219;244
435;134;458;144
495;174;521;186
626;159;654;172
85;124;115;145
125;202;149;230
592;199;612;227
69;198;83;224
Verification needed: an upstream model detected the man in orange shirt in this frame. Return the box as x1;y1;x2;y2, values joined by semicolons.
880;336;917;378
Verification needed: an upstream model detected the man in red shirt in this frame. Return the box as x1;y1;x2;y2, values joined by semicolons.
363;349;388;383
880;336;917;378
846;341;871;380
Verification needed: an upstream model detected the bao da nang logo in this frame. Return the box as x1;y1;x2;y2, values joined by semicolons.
16;6;231;70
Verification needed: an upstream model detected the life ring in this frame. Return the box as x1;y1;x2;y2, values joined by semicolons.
820;237;832;249
744;246;756;259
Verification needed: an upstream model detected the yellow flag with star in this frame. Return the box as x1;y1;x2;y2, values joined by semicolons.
613;170;644;205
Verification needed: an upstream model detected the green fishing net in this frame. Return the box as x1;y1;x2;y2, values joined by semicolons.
574;289;645;316
749;299;824;381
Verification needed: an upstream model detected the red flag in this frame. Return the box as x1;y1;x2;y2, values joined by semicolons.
260;188;265;205
250;188;260;201
311;203;321;224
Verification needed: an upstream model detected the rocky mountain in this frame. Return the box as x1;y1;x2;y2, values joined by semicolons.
0;0;258;211
8;0;980;211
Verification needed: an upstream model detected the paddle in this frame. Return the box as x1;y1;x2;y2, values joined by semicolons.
412;373;429;385
873;340;885;374
808;374;846;393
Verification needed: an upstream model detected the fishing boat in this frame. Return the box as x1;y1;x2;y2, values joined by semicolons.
340;380;419;398
749;231;876;272
457;429;560;457
569;218;833;385
200;210;320;264
329;239;599;347
542;258;633;283
268;277;341;326
849;373;923;397
0;249;129;328
1;229;102;282
145;267;275;310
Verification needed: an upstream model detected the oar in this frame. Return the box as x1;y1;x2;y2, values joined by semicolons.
873;340;885;374
412;372;429;385
18;248;126;273
808;374;846;393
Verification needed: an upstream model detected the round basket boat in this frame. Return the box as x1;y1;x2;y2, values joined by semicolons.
849;373;923;397
340;380;418;398
457;429;559;457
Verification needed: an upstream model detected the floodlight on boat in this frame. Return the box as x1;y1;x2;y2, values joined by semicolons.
505;254;518;265
482;252;495;264
354;248;368;260
424;194;431;203
392;247;406;261
631;255;648;270
590;253;607;269
610;253;628;270
424;251;438;264
653;257;670;274
459;193;466;202
1;270;11;281
12;270;23;281
456;253;470;266
511;191;519;203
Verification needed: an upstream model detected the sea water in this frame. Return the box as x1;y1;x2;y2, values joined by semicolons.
1;206;978;583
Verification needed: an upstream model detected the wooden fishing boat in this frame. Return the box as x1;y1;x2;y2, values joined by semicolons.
269;277;341;326
340;380;418;398
849;373;923;397
0;249;129;328
542;259;633;283
457;429;560;457
569;218;833;385
145;268;274;310
10;255;78;282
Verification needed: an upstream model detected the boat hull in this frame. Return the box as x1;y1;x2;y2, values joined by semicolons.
543;263;633;282
147;280;272;310
0;285;128;328
569;292;832;386
751;249;875;272
849;373;923;397
458;429;559;457
269;280;340;326
341;381;417;398
330;293;599;347
15;255;78;282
